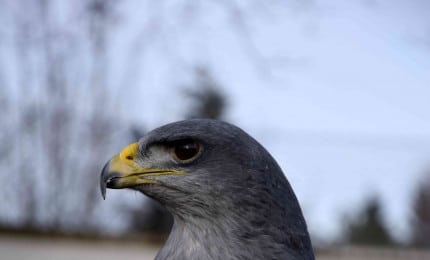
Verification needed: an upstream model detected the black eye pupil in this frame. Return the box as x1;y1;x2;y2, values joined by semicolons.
174;142;200;161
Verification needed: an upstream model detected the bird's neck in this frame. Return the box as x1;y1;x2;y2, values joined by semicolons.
155;217;234;260
155;212;313;260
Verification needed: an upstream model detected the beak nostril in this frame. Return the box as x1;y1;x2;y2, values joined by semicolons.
120;142;138;162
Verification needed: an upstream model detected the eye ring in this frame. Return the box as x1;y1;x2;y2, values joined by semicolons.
171;140;202;163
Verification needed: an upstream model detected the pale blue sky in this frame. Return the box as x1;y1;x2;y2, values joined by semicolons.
111;0;430;241
1;0;429;243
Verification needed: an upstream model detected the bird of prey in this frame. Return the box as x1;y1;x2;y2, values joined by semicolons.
101;119;314;260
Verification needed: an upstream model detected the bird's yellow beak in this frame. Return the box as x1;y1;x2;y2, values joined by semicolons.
100;142;185;199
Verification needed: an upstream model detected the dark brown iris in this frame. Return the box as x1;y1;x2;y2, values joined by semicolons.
173;141;201;162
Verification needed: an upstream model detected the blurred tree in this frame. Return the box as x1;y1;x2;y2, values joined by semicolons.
343;197;395;246
410;173;430;248
0;0;121;234
0;0;288;236
184;67;227;120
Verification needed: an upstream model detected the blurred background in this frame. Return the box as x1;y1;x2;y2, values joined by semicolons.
1;0;430;259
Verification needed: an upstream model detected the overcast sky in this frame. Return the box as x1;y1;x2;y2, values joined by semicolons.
2;0;430;244
100;0;430;242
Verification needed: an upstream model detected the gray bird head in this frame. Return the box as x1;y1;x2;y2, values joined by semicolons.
101;119;314;259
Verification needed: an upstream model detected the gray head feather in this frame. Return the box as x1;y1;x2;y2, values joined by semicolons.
110;119;315;259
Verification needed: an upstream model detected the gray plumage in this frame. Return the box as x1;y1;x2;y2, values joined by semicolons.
101;119;314;260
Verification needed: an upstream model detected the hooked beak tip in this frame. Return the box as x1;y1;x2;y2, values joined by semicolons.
100;162;109;200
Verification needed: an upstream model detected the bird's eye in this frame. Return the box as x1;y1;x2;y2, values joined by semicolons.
172;141;201;163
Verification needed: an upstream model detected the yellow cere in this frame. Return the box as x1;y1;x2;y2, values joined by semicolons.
119;142;139;164
108;142;140;174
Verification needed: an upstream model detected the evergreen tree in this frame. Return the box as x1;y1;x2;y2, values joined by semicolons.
410;174;430;248
184;67;227;120
343;197;395;246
